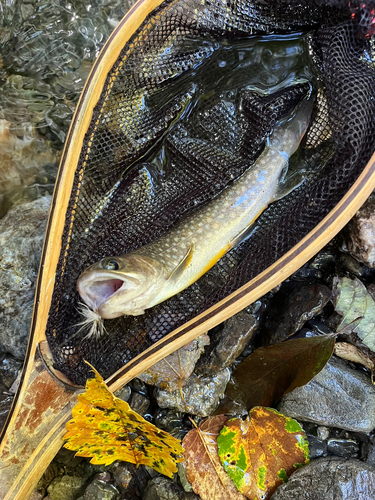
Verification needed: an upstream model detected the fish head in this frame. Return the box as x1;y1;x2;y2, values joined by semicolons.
77;253;167;318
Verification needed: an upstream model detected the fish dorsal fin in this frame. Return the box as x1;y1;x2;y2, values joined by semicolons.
167;243;194;283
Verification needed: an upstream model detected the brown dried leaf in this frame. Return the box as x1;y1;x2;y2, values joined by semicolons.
182;415;246;500
334;342;374;382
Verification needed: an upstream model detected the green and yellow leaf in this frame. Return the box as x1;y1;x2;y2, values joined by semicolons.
217;407;309;499
63;365;184;477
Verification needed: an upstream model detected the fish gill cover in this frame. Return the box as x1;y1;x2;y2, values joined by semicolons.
46;0;375;385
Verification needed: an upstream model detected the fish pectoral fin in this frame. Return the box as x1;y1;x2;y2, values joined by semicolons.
167;243;194;283
229;223;256;249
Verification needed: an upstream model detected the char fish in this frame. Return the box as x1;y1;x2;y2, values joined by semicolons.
77;98;312;320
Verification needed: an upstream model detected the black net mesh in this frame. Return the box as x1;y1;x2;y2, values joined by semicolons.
46;0;375;385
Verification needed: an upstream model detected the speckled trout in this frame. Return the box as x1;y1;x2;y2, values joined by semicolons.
77;99;312;319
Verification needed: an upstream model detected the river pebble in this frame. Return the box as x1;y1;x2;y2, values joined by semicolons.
278;356;375;432
362;441;375;467
79;475;119;500
129;392;150;416
138;335;210;391
154;408;185;438
195;311;257;375
155;368;230;417
47;474;87;500
143;477;199;500
0;353;22;388
271;457;375;500
261;283;331;345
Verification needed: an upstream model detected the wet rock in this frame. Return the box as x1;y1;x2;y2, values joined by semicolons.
0;196;51;358
47;474;87;500
138;335;210;391
0;392;13;432
195;311;257;375
262;283;332;345
317;425;330;441
327;438;359;458
154;409;185;438
129;391;150;416
130;378;149;395
82;475;119;500
0;353;22;388
111;462;133;492
37;462;66;497
278;356;375;432
178;463;194;493
362;441;375;467
339;254;365;278
144;466;160;479
114;384;131;402
155;368;231;417
271;457;375;500
340;194;375;268
110;462;150;498
307;435;328;458
54;447;84;468
291;265;322;282
143;477;199;500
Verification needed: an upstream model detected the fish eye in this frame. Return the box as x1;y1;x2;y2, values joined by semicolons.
100;258;120;270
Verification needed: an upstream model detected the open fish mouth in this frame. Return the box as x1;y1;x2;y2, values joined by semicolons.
78;275;125;311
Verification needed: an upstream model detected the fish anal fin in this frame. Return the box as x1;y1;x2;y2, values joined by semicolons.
229;205;270;249
167;243;194;282
228;222;255;249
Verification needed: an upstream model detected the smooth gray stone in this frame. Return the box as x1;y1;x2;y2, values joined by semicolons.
362;441;375;467
143;477;199;500
327;438;359;458
47;474;87;500
278;357;375;432
129;391;150;416
155;368;230;417
307;435;327;459
83;477;119;500
195;311;258;376
271;458;375;500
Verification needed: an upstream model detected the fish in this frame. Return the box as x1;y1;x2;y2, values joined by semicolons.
77;98;312;323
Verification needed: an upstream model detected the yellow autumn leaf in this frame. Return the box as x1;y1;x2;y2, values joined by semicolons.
63;365;184;477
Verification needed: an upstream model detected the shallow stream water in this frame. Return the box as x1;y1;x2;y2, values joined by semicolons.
0;0;136;217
